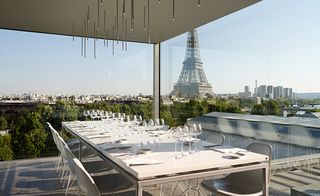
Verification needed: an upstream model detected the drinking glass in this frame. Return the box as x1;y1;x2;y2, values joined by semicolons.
155;118;160;126
148;119;154;127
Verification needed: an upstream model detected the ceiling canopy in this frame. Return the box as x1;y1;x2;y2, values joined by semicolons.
0;0;260;44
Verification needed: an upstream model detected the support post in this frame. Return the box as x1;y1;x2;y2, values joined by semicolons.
153;43;160;120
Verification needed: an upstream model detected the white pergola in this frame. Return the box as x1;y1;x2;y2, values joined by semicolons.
0;0;261;118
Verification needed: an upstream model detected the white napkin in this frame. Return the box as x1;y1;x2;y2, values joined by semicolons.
212;146;247;154
124;157;162;166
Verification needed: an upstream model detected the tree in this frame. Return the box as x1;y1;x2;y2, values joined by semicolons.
0;135;13;160
263;100;281;116
50;101;79;129
251;104;266;115
0;116;7;130
121;104;132;115
160;110;175;127
11;111;48;158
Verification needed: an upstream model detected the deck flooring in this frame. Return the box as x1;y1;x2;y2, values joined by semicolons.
1;156;320;196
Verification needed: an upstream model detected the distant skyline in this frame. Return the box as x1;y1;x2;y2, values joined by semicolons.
1;0;320;95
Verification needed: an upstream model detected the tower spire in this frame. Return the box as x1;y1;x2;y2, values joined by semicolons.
171;29;213;98
184;29;201;63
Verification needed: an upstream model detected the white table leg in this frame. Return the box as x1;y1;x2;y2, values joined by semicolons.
262;166;269;196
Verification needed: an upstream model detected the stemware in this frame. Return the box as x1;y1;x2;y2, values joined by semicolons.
160;118;165;125
173;127;183;159
148;119;154;127
155;118;160;126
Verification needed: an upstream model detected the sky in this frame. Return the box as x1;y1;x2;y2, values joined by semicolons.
1;0;320;95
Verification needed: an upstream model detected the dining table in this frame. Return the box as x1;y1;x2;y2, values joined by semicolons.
62;120;269;196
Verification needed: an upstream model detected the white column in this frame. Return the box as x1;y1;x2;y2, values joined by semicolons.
153;43;160;120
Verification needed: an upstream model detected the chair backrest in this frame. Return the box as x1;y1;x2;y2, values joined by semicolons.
63;145;77;175
225;142;272;190
219;134;226;145
246;142;272;182
47;122;58;145
72;158;101;196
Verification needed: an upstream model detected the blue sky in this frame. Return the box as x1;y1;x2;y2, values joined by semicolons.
1;0;320;95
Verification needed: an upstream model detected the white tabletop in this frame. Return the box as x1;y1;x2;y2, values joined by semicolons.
63;121;269;180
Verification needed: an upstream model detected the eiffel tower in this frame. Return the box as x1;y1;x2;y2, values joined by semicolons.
171;29;214;98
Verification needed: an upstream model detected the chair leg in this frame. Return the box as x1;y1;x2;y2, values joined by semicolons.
56;154;62;171
60;162;66;183
65;173;72;195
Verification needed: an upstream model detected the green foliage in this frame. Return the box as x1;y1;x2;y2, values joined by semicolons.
137;103;152;120
251;104;266;115
310;109;320;112
160;110;175;127
10;111;48;158
263;100;281;116
0;135;14;160
50;101;79;129
0;116;7;130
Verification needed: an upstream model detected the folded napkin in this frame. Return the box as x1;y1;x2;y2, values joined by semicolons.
124;157;162;166
86;134;111;139
211;146;247;154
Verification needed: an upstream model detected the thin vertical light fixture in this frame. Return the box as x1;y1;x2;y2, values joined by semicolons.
148;0;150;43
87;10;89;40
198;0;201;7
112;26;115;56
125;18;128;51
131;0;134;31
97;0;100;31
158;0;160;4
94;22;96;59
81;27;83;56
100;0;103;6
106;31;109;47
173;0;175;21
72;22;75;41
104;10;106;46
116;0;119;43
123;0;126;16
143;6;146;31
122;0;126;50
87;6;90;22
84;19;87;58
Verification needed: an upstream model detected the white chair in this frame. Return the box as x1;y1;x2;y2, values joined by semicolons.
201;142;272;196
71;157;153;196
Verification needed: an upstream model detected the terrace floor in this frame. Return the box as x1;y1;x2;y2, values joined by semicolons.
1;156;320;196
0;156;72;196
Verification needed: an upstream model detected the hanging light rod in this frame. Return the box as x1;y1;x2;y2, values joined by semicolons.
198;0;201;7
87;6;90;22
123;0;126;16
173;0;175;21
131;0;134;31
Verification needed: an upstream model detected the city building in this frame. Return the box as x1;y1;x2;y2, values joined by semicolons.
252;84;294;100
238;86;251;98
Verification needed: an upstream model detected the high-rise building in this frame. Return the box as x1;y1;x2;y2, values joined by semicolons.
266;85;273;99
274;86;283;99
244;86;250;94
239;86;251;97
171;29;213;98
259;85;267;98
288;88;293;99
283;88;289;99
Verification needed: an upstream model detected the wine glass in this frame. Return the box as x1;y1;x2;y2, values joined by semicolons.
155;118;160;126
192;124;202;152
148;119;154;127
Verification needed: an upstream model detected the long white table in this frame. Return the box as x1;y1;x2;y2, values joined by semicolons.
62;120;269;196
